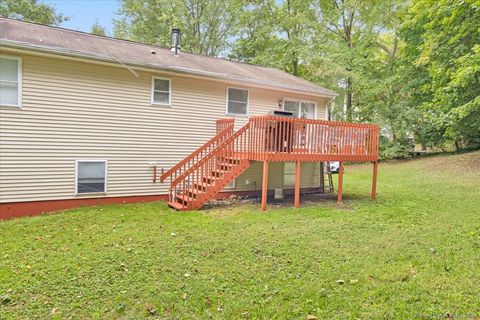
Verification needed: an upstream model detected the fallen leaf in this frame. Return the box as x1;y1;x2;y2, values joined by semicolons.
146;303;157;316
204;296;211;306
336;279;345;285
307;315;318;320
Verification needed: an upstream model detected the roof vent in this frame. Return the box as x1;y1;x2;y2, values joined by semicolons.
171;28;180;56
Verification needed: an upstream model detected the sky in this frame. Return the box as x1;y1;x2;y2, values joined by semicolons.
41;0;119;34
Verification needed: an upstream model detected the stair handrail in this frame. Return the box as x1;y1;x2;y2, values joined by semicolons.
171;121;251;209
171;122;250;186
160;119;235;183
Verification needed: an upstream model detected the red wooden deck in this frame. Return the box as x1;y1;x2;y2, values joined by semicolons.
159;116;380;211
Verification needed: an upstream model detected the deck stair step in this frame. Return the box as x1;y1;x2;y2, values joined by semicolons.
168;201;187;211
185;187;204;198
193;182;211;191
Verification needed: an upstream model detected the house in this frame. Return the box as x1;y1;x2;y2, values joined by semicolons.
0;18;379;219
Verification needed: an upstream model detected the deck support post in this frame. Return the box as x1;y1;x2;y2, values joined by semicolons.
371;161;378;200
262;160;269;211
294;160;301;208
337;162;344;203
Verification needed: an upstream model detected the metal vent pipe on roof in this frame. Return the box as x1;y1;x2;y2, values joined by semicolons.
171;28;180;56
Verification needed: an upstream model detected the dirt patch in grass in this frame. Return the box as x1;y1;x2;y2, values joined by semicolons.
420;150;480;173
203;192;355;217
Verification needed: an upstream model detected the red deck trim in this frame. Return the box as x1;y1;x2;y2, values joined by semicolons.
0;188;319;220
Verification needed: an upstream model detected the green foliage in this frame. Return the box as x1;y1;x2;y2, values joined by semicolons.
230;0;316;76
91;20;107;36
401;0;480;149
1;152;480;318
0;0;68;25
379;136;413;159
114;0;241;56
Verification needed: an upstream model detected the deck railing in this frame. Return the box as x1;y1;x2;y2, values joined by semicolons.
216;118;235;134
247;115;379;162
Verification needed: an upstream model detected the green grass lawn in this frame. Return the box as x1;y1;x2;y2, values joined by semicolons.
1;152;479;319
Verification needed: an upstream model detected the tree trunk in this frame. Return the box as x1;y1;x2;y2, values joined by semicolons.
293;58;299;76
346;76;353;121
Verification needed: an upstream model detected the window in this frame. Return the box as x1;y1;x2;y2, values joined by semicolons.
0;56;21;107
283;99;316;119
76;160;107;194
283;162;296;187
151;77;171;105
227;87;248;115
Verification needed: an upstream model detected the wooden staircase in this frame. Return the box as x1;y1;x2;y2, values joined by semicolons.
160;119;252;211
169;157;251;210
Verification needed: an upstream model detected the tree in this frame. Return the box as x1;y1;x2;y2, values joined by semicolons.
231;0;316;76
91;20;107;36
114;0;241;56
0;0;68;25
311;0;404;122
401;0;480;150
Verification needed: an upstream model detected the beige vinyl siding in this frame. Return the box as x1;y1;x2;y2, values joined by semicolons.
0;50;328;203
232;162;321;192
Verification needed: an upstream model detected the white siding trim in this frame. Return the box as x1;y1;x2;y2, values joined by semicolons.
151;76;172;106
226;86;249;116
74;160;108;196
0;54;22;108
282;97;317;119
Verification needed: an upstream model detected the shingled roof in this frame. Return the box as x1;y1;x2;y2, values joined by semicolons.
0;18;338;97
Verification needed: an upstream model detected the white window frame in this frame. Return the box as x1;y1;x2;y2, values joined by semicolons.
282;97;317;119
226;86;249;116
283;162;296;187
0;55;22;108
75;160;108;195
151;76;172;106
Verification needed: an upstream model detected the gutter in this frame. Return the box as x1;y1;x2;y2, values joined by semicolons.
0;39;339;99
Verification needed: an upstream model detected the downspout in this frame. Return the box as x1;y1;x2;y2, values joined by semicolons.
326;96;336;121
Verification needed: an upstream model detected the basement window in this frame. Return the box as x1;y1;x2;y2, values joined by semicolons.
151;77;171;105
76;160;107;194
0;55;22;107
227;87;248;115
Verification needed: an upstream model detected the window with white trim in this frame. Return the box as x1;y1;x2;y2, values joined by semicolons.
152;77;171;105
283;162;296;187
76;161;107;194
283;99;315;119
0;56;21;107
227;87;248;115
